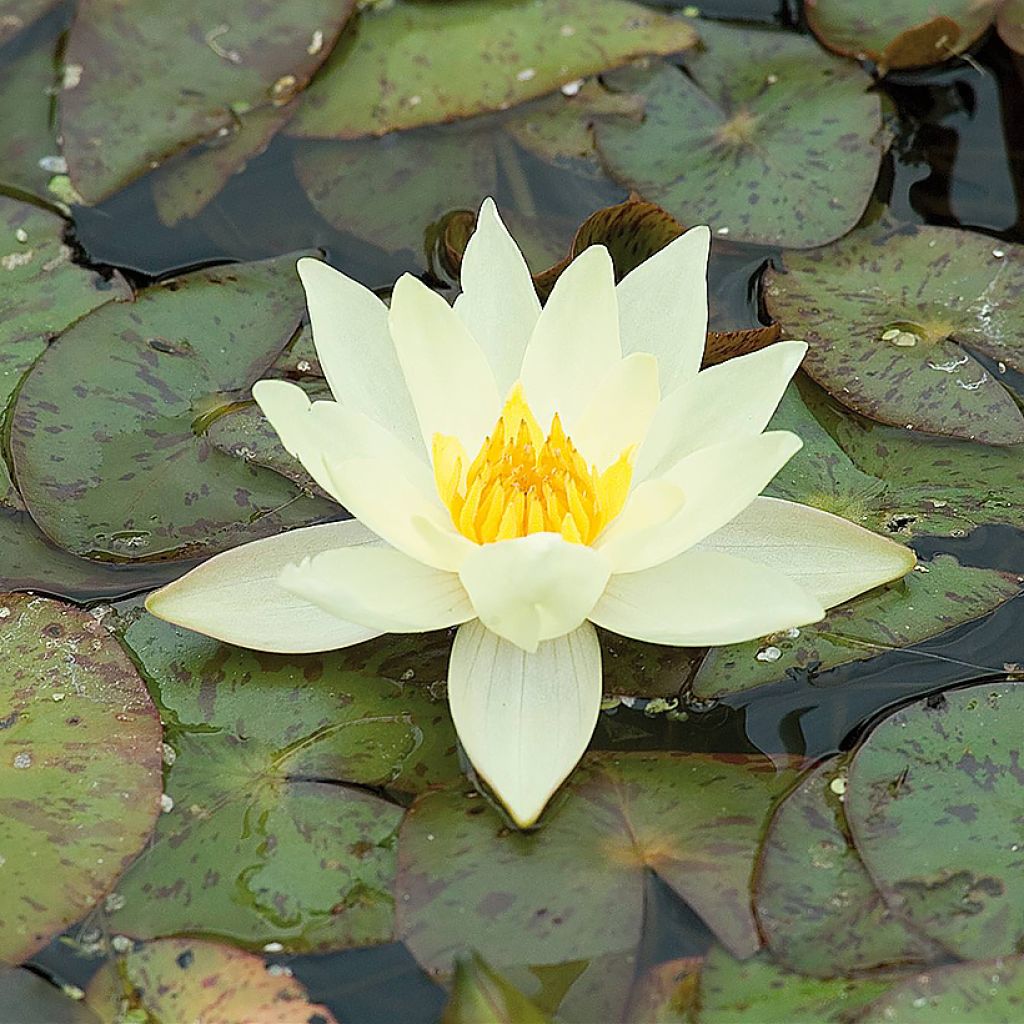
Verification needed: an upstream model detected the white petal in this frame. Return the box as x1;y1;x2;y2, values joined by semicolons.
145;520;382;653
519;246;620;432
279;545;474;633
597;431;803;573
388;274;501;457
635;341;807;482
698;496;917;609
447;619;602;828
617;226;710;393
459;533;611;653
456;198;541;395
296;258;421;452
590;548;825;645
571;353;661;469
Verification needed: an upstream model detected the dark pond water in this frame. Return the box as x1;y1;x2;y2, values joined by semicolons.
6;0;1024;1020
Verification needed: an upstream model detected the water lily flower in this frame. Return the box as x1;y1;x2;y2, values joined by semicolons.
147;199;915;828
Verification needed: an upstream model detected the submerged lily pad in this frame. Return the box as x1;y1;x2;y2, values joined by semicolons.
289;0;695;139
594;21;884;248
59;0;356;203
0;594;163;964
10;252;336;561
0;967;99;1024
443;955;553;1024
85;938;337;1023
846;681;1024;960
765;222;1024;445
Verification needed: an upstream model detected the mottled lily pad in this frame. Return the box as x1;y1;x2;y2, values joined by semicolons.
998;0;1024;53
805;0;998;72
106;614;458;952
59;0;356;203
754;755;941;977
85;938;337;1023
0;593;163;964
443;955;552;1024
289;0;695;139
624;958;702;1024
594;21;884;248
846;681;1024;960
10;252;336;561
765;222;1024;445
398;752;804;979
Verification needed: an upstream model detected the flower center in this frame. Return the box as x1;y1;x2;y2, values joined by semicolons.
433;383;633;545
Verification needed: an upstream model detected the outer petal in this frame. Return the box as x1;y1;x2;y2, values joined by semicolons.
698;496;917;609
635;341;807;482
145;520;383;653
455;198;541;395
589;548;825;645
597;431;803;573
388;274;501;457
447;619;602;828
519;246;620;432
296;258;421;452
458;533;611;653
279;545;474;633
617;226;710;392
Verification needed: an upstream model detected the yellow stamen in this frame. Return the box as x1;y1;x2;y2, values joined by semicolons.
432;382;634;545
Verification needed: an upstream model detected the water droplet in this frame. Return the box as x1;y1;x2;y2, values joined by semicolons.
14;228;27;243
38;155;67;174
51;692;66;702
104;892;126;912
160;793;175;813
296;359;312;372
0;607;9;619
516;67;536;82
756;646;782;663
560;79;584;97
263;941;284;953
829;775;847;796
267;964;293;977
993;249;1006;258
110;934;133;953
13;752;32;769
162;742;177;766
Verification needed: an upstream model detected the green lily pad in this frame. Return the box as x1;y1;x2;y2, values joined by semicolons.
443;955;553;1024
754;755;941;977
0;967;100;1024
85;938;337;1022
0;197;130;508
10;252;336;562
999;0;1024;53
624;958;701;1024
856;956;1024;1023
397;752;804;979
105;614;459;952
59;0;356;204
594;21;884;248
805;0;997;72
0;0;59;46
289;0;695;140
0;593;163;964
846;681;1024;960
765;222;1024;445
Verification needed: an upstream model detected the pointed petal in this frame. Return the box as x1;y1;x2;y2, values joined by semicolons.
296;258;421;452
145;520;382;653
597;431;802;572
279;545;474;633
590;547;825;645
458;533;610;652
635;341;807;482
447;619;602;828
572;353;661;469
698;496;917;609
617;226;710;392
456;198;541;395
519;246;620;431
389;274;501;457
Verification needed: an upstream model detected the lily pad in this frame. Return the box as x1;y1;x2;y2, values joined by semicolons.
105;614;458;952
764;221;1024;445
85;938;337;1023
10;252;337;562
998;0;1024;53
754;755;941;977
805;0;998;72
443;954;553;1024
0;967;100;1024
397;752;804;980
0;593;163;964
58;0;356;204
846;681;1024;960
624;958;701;1024
594;21;884;248
289;0;695;139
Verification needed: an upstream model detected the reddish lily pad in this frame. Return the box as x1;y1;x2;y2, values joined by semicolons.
998;0;1024;52
443;955;553;1024
594;21;884;248
846;681;1024;960
0;593;163;964
59;0;356;204
85;938;337;1023
289;0;695;140
10;252;336;562
765;222;1024;445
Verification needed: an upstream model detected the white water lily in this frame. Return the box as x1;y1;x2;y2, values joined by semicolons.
147;199;915;828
